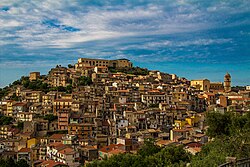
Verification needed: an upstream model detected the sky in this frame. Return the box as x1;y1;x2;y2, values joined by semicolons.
0;0;250;87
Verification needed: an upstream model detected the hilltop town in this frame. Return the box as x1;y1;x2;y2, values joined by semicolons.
0;58;249;167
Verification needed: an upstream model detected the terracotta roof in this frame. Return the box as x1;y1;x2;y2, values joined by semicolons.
48;142;64;148
99;144;124;153
39;160;66;167
49;134;65;140
193;133;206;138
58;147;75;155
173;129;189;132
156;140;175;146
13;102;27;106
117;90;129;93
187;142;202;148
18;148;31;153
108;149;126;155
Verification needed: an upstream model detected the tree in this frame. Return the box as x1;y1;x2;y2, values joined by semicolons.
191;112;250;166
0;116;13;125
66;84;73;93
68;64;74;68
137;139;161;157
16;159;29;167
78;76;92;86
17;121;24;130
57;86;66;92
145;146;191;167
44;114;58;122
206;112;232;137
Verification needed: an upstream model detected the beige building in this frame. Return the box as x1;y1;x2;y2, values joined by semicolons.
48;66;69;87
76;58;133;69
224;72;231;92
6;100;15;116
191;79;210;91
29;72;40;81
210;82;224;90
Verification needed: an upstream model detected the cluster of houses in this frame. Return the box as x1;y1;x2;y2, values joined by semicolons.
0;58;249;166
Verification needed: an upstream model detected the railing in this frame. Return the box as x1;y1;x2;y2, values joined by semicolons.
219;157;250;167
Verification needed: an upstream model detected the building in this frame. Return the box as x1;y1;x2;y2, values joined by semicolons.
48;66;69;87
47;142;80;167
210;82;224;90
76;58;133;69
141;90;166;106
29;72;40;81
190;79;210;91
17;148;32;166
224;72;231;92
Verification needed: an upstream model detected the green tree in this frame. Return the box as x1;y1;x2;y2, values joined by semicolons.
78;76;92;86
206;112;232;137
16;159;29;167
137;139;161;157
66;84;73;93
68;64;74;68
0;116;13;125
17;121;24;130
44;114;58;122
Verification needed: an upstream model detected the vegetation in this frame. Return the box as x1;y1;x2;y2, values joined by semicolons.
0;158;29;167
10;93;21;101
0;116;13;125
109;67;149;76
87;140;191;167
0;86;10;100
16;121;24;130
78;76;93;86
68;64;74;68
20;76;50;92
87;112;250;167
190;112;250;166
44;114;58;122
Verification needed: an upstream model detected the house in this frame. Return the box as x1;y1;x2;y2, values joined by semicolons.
80;146;98;162
36;160;68;167
98;144;125;159
47;142;80;167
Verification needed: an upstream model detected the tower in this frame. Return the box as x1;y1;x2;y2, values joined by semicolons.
224;72;231;92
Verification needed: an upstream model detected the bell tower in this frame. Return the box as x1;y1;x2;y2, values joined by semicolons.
224;72;231;92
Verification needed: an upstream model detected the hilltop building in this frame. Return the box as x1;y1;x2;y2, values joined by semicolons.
75;58;133;69
190;79;210;91
29;72;40;81
224;72;231;92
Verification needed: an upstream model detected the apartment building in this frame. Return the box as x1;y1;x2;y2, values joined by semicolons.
48;66;69;87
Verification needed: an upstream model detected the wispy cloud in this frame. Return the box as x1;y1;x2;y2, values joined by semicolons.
0;0;250;86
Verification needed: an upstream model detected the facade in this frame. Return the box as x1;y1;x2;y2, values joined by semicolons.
191;79;210;91
210;82;224;90
47;142;80;167
29;72;40;81
141;90;166;106
76;58;133;69
48;66;69;87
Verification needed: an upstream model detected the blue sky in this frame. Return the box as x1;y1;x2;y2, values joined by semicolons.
0;0;250;87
